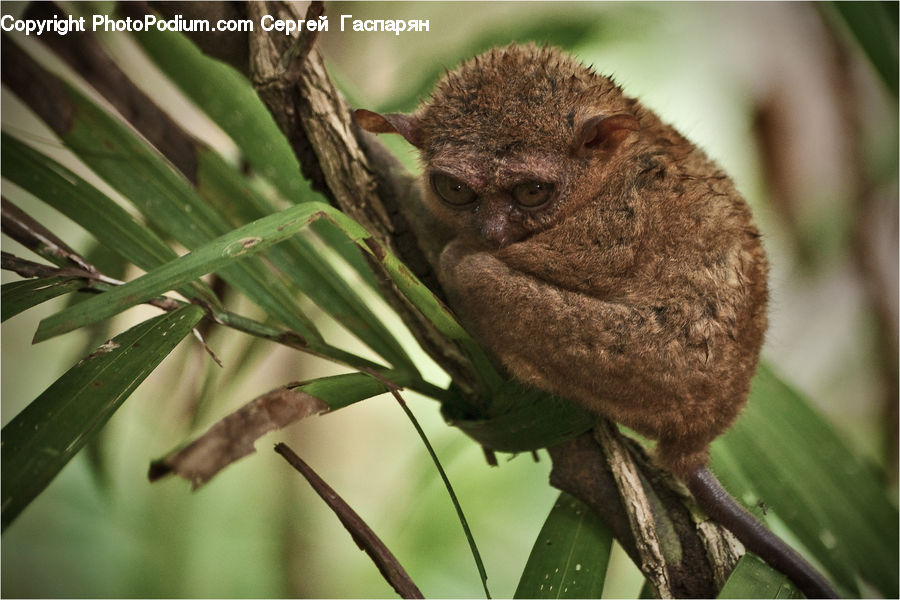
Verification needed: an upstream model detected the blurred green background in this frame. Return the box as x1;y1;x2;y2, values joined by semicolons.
1;1;896;597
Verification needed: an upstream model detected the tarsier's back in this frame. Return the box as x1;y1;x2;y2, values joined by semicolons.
355;42;836;598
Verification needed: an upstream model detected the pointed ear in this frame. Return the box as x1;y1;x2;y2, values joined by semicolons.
571;113;640;157
354;109;424;148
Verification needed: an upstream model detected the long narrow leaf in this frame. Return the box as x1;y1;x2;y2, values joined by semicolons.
130;23;379;289
30;71;319;340
711;363;899;597
209;309;388;374
1;277;84;322
27;202;395;377
34;202;327;342
1;198;92;270
717;554;801;599
194;148;418;374
514;492;612;599
1;304;205;530
391;389;490;598
1;133;218;307
298;372;394;410
132;25;306;204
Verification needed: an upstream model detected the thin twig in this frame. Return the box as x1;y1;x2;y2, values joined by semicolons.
0;248;385;375
273;442;424;599
2;197;99;274
2;251;216;362
2;251;100;282
1;252;177;309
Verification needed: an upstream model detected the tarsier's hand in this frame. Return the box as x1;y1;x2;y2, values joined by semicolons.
439;235;745;476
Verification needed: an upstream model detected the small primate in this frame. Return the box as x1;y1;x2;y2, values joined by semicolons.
355;43;837;598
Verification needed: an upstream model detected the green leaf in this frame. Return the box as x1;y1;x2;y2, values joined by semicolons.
131;25;379;289
514;492;612;599
3;133;175;269
711;363;899;598
1;133;218;307
1;304;205;531
208;309;388;374
447;381;594;453
131;25;306;204
717;554;802;599
393;392;490;598
34;202;329;342
830;1;898;95
47;76;320;340
298;372;392;410
194;148;417;374
291;370;450;411
25;202;403;378
1;277;84;322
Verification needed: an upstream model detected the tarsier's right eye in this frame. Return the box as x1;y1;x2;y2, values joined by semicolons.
432;173;477;207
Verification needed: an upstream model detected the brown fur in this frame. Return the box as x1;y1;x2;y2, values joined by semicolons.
357;43;768;479
353;45;846;598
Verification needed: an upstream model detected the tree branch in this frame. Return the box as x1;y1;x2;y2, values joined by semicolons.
140;0;481;396
548;428;741;598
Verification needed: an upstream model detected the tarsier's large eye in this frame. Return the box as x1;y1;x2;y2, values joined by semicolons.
512;181;555;209
432;173;477;207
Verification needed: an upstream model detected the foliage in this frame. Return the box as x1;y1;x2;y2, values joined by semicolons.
1;2;896;598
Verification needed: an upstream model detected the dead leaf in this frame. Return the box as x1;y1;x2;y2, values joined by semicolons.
149;385;329;488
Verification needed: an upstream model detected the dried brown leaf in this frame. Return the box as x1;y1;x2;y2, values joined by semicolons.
149;385;329;488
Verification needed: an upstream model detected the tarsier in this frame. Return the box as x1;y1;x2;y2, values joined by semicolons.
356;43;837;598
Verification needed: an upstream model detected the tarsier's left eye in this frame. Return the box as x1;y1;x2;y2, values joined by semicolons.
512;181;555;209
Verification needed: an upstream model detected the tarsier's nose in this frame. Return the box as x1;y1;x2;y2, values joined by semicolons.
481;210;514;248
477;198;516;247
480;218;511;247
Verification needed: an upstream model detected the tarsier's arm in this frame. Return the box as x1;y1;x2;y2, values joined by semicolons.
439;237;750;477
